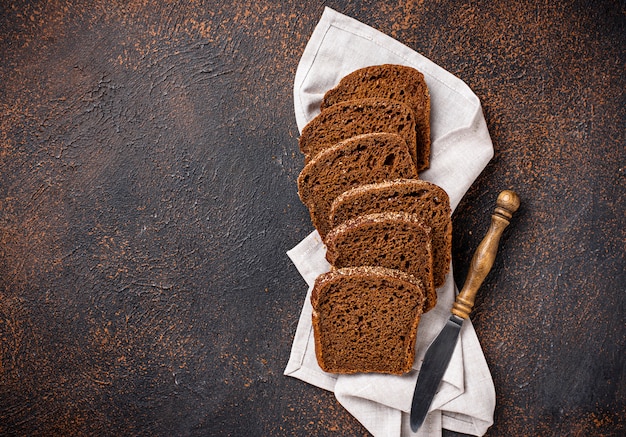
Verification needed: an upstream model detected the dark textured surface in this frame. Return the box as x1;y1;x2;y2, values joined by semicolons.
0;1;624;436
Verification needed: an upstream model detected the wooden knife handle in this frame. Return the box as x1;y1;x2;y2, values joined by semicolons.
451;190;520;319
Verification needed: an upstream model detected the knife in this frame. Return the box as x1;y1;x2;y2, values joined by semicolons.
410;189;520;432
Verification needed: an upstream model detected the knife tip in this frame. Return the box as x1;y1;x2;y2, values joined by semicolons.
410;416;424;432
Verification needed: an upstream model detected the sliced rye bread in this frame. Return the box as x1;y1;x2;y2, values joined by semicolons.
297;133;418;239
325;211;436;312
298;98;418;167
321;64;431;171
311;266;426;374
329;179;451;288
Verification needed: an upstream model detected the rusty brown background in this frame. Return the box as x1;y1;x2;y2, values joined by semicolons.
1;0;624;436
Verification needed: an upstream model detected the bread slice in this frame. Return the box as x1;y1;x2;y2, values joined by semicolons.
297;133;418;239
311;266;426;374
298;98;417;166
329;179;451;288
321;64;431;171
325;212;436;312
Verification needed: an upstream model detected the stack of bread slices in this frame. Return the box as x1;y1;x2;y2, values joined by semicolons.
296;64;452;375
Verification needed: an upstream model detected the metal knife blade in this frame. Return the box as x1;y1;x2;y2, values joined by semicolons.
409;314;464;431
410;190;520;432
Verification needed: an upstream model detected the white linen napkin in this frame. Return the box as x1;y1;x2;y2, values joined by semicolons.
285;7;496;436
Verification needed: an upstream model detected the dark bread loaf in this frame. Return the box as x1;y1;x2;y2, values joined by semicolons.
311;266;426;374
325;212;436;312
321;64;431;171
297;133;418;239
295;65;445;376
298;98;418;166
329;179;451;288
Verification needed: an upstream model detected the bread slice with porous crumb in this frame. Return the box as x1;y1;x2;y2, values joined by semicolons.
321;64;431;171
297;133;418;239
298;98;418;167
324;211;436;312
329;179;451;288
311;266;426;374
